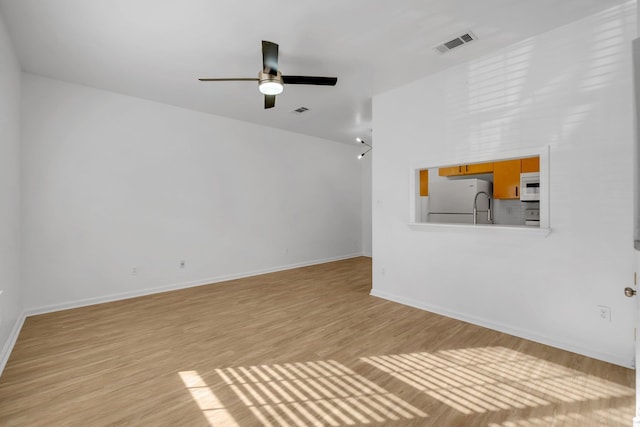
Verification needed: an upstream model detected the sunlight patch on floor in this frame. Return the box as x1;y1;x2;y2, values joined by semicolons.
179;370;239;427
216;359;427;427
361;346;633;417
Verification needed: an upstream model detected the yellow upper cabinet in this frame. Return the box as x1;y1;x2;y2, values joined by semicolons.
438;162;493;177
493;159;522;199
466;162;494;175
419;170;429;196
428;156;540;199
436;156;539;199
438;166;461;176
493;156;539;199
521;157;540;173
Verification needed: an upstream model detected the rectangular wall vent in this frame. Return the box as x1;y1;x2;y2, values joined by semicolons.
291;107;309;114
433;31;477;54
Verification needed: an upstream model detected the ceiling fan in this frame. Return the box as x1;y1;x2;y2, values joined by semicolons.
199;41;338;109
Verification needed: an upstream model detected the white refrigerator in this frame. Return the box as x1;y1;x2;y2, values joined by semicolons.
428;179;492;224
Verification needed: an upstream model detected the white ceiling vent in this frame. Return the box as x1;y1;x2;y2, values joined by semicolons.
291;107;310;114
433;31;477;54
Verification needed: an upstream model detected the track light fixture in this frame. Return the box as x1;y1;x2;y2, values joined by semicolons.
356;137;372;159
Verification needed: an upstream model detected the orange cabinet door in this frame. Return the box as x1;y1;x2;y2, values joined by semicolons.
521;156;540;173
465;162;494;175
438;166;463;176
493;159;521;199
419;170;429;196
440;162;493;176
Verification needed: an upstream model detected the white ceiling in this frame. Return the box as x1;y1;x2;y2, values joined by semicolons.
0;0;630;145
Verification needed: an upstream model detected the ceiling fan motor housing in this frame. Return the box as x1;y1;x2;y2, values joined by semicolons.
258;70;284;95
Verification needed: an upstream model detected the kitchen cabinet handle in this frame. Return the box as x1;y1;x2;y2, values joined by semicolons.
515;186;518;197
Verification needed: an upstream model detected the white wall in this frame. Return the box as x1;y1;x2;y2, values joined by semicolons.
635;39;640;247
635;4;640;247
361;153;372;256
21;74;363;312
372;2;637;367
0;13;23;371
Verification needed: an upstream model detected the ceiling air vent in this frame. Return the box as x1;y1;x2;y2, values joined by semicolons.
291;107;309;114
433;31;477;54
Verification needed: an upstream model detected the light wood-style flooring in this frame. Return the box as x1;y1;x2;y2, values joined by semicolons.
0;257;634;426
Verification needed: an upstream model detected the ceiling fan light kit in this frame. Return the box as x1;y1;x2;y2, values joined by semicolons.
199;40;337;109
258;70;284;95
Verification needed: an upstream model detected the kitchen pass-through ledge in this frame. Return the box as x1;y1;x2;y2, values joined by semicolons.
408;222;552;237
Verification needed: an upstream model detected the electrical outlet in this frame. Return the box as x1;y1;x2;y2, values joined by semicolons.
131;267;137;276
597;305;611;322
180;260;186;269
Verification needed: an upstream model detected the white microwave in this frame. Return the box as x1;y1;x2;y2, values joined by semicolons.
520;172;540;201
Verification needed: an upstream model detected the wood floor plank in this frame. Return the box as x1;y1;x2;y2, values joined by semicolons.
0;257;634;426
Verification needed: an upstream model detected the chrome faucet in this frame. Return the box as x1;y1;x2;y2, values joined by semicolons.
473;191;492;225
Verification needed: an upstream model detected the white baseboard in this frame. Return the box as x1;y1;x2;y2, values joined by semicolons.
0;311;26;377
26;253;365;316
369;289;632;369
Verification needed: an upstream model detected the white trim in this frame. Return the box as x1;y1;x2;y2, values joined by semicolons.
25;253;364;316
370;289;632;369
0;311;26;377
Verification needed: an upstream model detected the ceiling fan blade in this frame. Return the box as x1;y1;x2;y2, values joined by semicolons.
264;95;276;109
262;41;279;75
281;75;337;86
199;78;259;82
